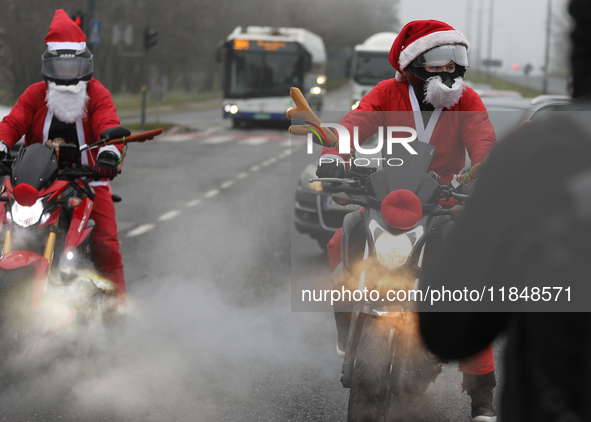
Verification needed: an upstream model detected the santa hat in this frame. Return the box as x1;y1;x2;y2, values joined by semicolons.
44;9;87;51
389;20;470;82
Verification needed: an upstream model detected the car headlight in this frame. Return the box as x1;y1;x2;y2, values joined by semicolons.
375;232;413;269
11;198;44;227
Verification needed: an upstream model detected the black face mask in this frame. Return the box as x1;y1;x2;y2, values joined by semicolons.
407;65;466;89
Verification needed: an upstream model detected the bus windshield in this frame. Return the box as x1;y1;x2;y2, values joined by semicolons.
354;52;396;85
226;50;304;98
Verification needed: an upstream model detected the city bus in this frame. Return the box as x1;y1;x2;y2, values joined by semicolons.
216;26;326;127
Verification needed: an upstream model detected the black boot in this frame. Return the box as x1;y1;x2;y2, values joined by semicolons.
463;371;497;422
334;312;351;357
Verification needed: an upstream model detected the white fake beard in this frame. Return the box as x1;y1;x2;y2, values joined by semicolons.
46;81;89;124
424;76;466;109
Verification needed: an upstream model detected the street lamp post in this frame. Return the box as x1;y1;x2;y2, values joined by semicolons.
486;0;495;84
542;0;552;94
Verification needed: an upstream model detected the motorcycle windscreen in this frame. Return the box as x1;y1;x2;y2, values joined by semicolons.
369;140;439;203
11;144;59;191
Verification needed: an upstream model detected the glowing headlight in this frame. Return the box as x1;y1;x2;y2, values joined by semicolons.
11;198;44;227
66;252;74;260
224;104;231;112
310;86;322;95
351;100;360;110
375;232;413;269
229;105;239;114
316;75;326;84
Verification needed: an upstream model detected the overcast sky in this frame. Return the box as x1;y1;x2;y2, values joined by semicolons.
397;0;571;74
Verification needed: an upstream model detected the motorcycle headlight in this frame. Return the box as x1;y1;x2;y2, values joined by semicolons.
375;232;413;269
11;198;44;227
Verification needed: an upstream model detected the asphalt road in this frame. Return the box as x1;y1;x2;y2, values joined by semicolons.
0;86;504;421
494;72;569;96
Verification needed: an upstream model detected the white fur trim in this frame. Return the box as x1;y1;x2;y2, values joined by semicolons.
399;30;470;71
424;76;466;109
47;41;86;51
395;71;405;82
99;145;122;159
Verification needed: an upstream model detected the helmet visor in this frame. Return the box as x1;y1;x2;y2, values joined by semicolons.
42;54;94;81
412;45;469;68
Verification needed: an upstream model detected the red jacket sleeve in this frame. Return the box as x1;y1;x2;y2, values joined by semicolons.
459;89;497;165
0;83;45;149
87;79;123;155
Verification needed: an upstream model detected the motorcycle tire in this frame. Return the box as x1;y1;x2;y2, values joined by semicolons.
348;316;404;422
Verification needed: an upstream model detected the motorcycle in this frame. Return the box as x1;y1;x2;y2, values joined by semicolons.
313;140;470;422
0;126;162;365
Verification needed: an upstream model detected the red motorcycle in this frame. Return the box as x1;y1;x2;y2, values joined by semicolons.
0;127;161;364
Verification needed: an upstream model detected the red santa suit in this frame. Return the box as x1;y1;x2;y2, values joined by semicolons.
325;21;497;376
0;10;127;303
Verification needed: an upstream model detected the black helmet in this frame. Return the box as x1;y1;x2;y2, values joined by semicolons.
42;47;93;86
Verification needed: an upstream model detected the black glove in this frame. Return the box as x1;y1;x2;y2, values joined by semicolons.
316;159;345;179
0;141;9;160
94;151;119;180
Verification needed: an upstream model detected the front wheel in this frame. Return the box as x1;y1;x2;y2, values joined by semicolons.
348;317;404;422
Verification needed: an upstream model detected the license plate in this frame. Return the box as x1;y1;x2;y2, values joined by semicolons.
322;196;361;212
253;113;271;120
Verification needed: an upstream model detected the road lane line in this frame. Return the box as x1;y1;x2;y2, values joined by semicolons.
158;134;196;143
186;199;202;207
237;172;248;179
241;137;268;146
127;224;155;237
204;189;219;198
251;165;260;172
158;210;182;221
202;136;234;144
204;125;226;134
279;140;292;147
221;180;235;189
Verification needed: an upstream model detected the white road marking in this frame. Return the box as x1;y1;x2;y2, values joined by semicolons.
204;125;226;134
279;140;292;147
221;180;235;189
158;210;182;221
158;134;196;143
241;137;268;146
261;157;277;166
185;199;202;207
237;172;248;179
204;189;219;198
202;136;234;144
251;165;260;172
127;224;155;237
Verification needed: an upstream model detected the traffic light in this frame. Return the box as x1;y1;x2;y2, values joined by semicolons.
144;26;158;50
71;11;84;30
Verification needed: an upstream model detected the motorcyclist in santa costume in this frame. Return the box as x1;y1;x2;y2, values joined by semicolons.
314;20;498;421
0;9;127;337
